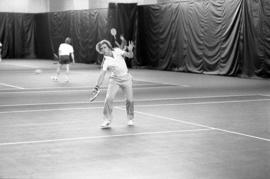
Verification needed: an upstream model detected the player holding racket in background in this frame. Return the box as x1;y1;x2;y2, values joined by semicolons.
115;34;127;50
51;37;75;82
110;28;127;50
91;39;135;129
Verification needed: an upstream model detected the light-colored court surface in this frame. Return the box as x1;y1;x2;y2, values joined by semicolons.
0;60;269;179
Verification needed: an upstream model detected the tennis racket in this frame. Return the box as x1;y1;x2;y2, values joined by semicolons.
110;28;117;40
90;88;101;102
53;53;59;64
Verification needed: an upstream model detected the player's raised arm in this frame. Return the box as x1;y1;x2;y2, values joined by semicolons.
123;41;134;59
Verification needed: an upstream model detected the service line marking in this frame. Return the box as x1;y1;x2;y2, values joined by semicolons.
0;128;211;146
0;82;24;89
116;107;270;142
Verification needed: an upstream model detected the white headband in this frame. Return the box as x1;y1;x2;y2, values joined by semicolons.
96;40;112;54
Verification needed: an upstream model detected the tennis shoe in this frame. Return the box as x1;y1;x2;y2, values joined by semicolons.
51;76;58;81
127;120;134;126
64;75;70;83
100;120;111;129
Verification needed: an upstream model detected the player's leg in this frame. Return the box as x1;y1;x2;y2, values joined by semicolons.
51;63;61;81
121;75;134;125
64;64;70;82
101;79;119;128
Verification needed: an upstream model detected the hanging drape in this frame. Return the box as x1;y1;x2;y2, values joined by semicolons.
0;1;269;77
48;9;108;64
137;0;269;77
137;0;243;75
0;13;36;58
107;3;137;67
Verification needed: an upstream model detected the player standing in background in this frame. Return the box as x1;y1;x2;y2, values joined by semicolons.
51;37;75;82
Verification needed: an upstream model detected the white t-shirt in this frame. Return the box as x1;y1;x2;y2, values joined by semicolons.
102;48;128;78
58;43;74;56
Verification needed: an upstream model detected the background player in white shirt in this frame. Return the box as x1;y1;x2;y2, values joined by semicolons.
93;39;134;128
51;37;75;82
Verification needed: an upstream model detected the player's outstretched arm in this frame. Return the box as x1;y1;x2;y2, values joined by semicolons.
123;41;134;59
90;70;106;100
71;53;75;63
94;70;106;91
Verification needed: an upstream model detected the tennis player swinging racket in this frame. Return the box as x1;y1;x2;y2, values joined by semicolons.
90;38;135;129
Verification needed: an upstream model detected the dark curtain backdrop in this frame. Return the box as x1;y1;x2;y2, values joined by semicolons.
137;0;269;77
108;3;137;44
48;9;109;64
107;3;137;67
35;13;53;59
243;0;270;77
0;13;36;58
0;1;269;77
0;9;109;64
137;0;243;75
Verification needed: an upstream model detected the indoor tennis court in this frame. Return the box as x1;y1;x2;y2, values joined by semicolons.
0;60;269;179
1;0;270;178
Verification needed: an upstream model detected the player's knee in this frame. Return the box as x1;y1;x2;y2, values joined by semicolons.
126;100;134;106
105;96;114;103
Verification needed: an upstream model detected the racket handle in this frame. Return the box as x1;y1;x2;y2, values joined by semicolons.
94;85;100;91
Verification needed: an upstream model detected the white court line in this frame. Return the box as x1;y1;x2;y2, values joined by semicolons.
0;101;94;108
260;94;270;97
135;98;270;107
0;107;102;114
115;107;215;129
3;63;39;68
0;98;269;114
0;87;91;92
0;128;211;146
181;85;190;87
0;85;177;93
116;107;270;142
0;82;24;89
0;94;266;108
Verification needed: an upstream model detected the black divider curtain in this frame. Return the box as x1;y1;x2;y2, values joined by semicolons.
107;3;137;67
243;0;270;77
0;13;36;58
108;3;137;44
48;9;108;64
137;0;270;77
35;13;53;59
137;0;243;75
0;1;269;77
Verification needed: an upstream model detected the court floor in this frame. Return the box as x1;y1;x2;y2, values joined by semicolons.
0;60;269;179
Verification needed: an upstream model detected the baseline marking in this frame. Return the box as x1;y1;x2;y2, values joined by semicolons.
0;107;102;114
260;94;270;97
116;107;270;142
134;98;270;107
0;98;269;114
0;128;211;146
3;63;39;68
0;85;177;93
0;82;24;89
0;94;268;108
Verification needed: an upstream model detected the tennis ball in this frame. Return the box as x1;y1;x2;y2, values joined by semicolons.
35;69;42;74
